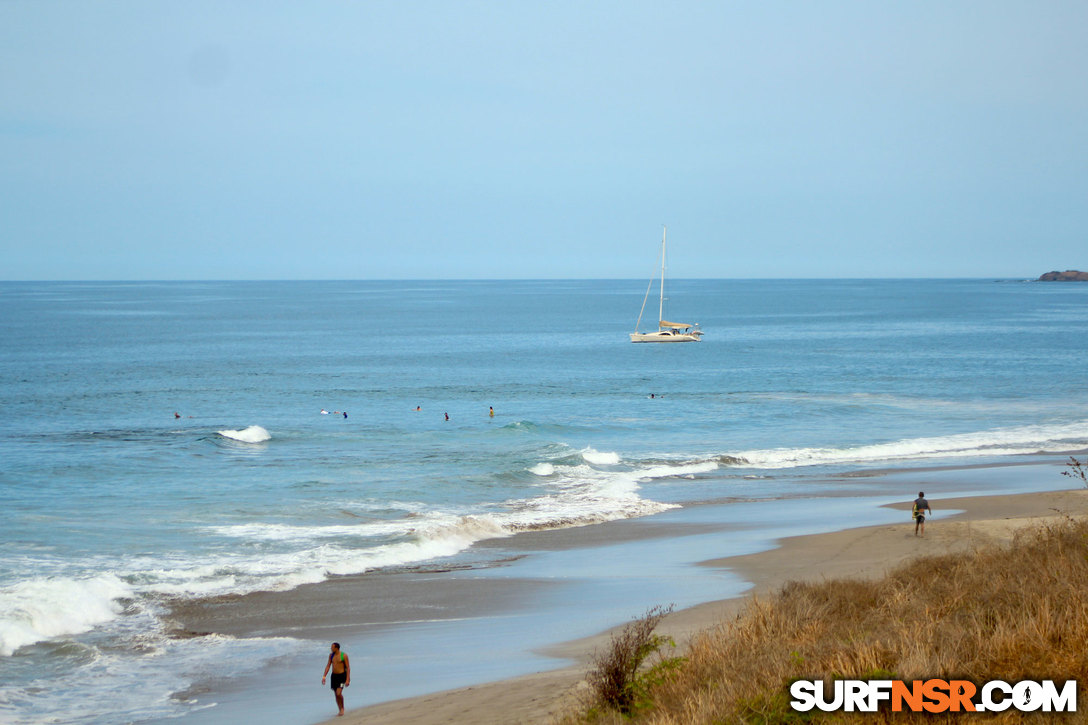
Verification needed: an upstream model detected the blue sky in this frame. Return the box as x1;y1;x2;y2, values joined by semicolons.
2;1;1086;280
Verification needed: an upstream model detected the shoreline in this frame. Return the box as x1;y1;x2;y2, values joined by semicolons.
163;458;1085;725
323;485;1088;725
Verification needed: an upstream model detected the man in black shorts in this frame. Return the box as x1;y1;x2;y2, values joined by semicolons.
913;491;932;537
321;642;351;716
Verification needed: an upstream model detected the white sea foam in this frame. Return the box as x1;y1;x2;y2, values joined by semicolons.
216;425;271;443
529;462;556;476
0;574;133;656
498;457;708;530
633;460;721;480
124;515;517;598
322;515;511;575
0;628;304;724
725;420;1088;470
0;454;710;656
204;520;410;542
581;447;621;465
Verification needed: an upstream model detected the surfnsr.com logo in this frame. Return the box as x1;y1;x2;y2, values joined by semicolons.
790;679;1077;713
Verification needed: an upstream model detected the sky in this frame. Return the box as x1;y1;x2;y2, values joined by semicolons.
2;1;1086;280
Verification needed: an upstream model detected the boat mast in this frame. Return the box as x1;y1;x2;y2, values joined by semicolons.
658;226;666;327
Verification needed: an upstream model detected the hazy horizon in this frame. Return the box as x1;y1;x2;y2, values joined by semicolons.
1;275;1071;284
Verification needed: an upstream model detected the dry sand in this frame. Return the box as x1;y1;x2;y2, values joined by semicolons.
327;487;1088;725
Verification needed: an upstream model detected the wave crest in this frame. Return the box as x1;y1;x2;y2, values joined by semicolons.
216;425;271;443
581;447;620;465
0;574;133;656
724;421;1088;470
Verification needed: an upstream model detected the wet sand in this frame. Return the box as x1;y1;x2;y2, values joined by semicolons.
171;568;555;641
325;486;1088;725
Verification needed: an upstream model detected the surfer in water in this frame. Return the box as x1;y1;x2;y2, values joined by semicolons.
321;642;351;716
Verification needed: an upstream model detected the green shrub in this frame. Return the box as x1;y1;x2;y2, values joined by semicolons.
587;604;675;714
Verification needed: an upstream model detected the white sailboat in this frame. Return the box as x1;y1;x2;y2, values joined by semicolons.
630;226;703;343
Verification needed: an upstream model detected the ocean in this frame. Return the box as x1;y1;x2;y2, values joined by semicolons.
1;278;1087;723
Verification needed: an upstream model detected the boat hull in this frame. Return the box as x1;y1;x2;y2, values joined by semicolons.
629;331;702;343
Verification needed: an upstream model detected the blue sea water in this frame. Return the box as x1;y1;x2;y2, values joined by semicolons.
1;278;1087;723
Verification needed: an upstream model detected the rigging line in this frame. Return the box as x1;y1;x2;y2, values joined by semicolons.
634;270;654;332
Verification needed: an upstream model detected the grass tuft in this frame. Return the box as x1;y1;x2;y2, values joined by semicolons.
1064;456;1088;487
586;604;677;716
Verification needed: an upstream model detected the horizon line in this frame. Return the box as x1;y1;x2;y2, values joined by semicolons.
0;275;1051;284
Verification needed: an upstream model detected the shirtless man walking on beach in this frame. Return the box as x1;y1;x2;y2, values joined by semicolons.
321;642;351;716
913;491;932;537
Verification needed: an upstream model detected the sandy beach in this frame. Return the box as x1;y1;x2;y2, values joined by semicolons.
320;485;1088;725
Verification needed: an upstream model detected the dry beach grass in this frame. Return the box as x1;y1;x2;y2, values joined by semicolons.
575;517;1088;724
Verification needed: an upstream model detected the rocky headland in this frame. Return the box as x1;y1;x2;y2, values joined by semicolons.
1039;270;1088;281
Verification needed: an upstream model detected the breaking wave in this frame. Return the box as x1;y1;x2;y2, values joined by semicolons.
216;425;271;443
717;420;1088;470
581;447;621;465
0;574;134;657
0;451;720;655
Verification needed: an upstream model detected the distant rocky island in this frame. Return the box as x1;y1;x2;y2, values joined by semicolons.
1038;270;1088;281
